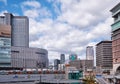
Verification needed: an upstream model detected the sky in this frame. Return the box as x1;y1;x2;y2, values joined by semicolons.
0;0;119;64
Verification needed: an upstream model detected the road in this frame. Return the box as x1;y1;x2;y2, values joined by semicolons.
96;77;109;84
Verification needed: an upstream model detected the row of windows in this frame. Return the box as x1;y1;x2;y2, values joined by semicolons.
112;33;120;40
113;51;120;58
0;17;5;24
0;59;10;62
36;52;46;55
0;50;11;53
11;50;46;56
112;38;120;46
112;45;120;52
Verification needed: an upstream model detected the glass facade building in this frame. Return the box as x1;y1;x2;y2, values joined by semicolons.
0;25;11;67
0;37;11;67
69;54;77;61
0;13;49;68
0;13;29;67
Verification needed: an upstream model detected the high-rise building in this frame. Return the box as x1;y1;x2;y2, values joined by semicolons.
69;54;77;61
0;25;11;67
0;13;49;69
54;59;60;70
0;13;29;47
60;54;65;64
96;41;112;73
86;46;94;60
110;3;120;74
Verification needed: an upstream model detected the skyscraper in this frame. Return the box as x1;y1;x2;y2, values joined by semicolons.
60;54;65;64
86;46;94;60
96;41;112;73
54;59;60;70
110;3;120;74
0;13;29;47
0;13;49;68
69;54;77;61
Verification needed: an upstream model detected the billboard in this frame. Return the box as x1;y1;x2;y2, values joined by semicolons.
0;24;11;37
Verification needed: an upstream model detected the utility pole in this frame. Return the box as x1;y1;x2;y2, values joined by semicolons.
39;61;43;84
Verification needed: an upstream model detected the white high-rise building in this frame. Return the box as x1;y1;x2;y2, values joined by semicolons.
86;46;94;60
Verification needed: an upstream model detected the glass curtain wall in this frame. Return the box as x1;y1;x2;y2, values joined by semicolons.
0;37;11;67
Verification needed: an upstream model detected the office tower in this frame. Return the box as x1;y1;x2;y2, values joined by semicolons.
0;13;29;47
60;54;65;64
110;3;120;73
0;13;49;69
96;41;112;73
69;54;77;61
0;25;11;67
54;59;60;70
86;46;94;60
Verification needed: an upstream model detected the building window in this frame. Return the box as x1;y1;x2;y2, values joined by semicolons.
11;51;19;53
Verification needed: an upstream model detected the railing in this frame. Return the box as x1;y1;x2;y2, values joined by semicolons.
0;70;65;75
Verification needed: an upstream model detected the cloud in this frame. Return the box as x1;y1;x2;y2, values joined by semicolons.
57;0;119;28
21;0;51;19
20;0;119;63
22;0;41;8
0;10;8;16
0;0;7;5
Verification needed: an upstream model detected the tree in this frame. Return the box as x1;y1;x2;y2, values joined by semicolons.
82;74;98;84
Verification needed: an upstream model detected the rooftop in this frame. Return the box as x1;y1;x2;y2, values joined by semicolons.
96;41;112;46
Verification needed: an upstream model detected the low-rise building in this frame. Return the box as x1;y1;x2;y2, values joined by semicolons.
11;47;48;69
69;60;94;72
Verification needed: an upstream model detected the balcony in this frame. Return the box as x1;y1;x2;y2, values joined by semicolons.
111;20;120;31
112;10;120;17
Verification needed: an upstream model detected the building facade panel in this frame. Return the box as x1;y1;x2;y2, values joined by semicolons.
11;47;48;69
11;17;29;47
69;60;93;72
